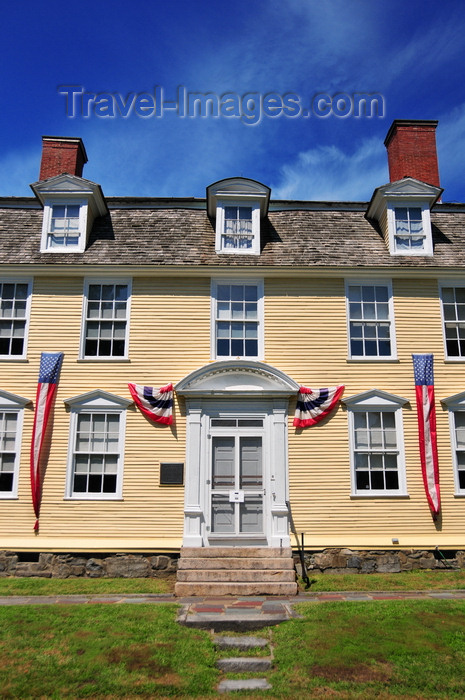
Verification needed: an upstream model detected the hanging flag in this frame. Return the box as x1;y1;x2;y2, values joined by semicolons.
128;383;174;425
30;352;64;532
412;354;440;520
293;385;344;428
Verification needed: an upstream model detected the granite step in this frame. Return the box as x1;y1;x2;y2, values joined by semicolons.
213;635;269;650
178;557;294;570
218;679;272;693
180;546;293;558
217;657;272;672
175;581;298;597
176;569;295;582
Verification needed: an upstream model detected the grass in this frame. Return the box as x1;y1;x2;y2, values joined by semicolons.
1;599;465;697
270;600;465;698
0;576;176;596
2;568;465;597
0;604;218;698
301;568;465;592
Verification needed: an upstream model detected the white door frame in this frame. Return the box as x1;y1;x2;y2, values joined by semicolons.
175;361;299;547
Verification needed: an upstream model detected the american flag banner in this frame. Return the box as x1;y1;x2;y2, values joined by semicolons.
412;354;441;519
128;383;174;425
30;352;64;532
293;385;345;428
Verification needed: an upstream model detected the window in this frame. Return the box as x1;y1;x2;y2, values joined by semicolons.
41;200;87;252
49;204;81;247
442;392;465;496
345;390;408;497
64;390;130;499
452;412;465;493
0;280;32;359
387;202;433;256
346;282;396;359
223;206;253;250
394;207;424;251
0;390;30;498
215;202;260;255
81;280;131;359
211;279;264;359
441;286;465;359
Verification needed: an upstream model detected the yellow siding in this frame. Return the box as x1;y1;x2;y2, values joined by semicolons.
2;273;465;551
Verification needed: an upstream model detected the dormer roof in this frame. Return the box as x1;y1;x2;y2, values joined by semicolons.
206;177;270;218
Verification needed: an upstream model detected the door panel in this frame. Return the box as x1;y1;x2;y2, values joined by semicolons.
210;433;264;537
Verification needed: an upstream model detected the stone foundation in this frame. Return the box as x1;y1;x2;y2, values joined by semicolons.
0;548;462;578
0;551;178;578
297;548;464;574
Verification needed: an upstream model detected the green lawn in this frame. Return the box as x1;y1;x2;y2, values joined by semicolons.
1;600;465;698
302;568;465;592
2;568;465;597
0;576;175;596
0;604;217;698
270;600;465;698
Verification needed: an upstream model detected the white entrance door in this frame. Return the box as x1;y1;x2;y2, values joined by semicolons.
208;417;267;544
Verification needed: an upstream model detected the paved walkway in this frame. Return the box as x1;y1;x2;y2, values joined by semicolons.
2;589;465;631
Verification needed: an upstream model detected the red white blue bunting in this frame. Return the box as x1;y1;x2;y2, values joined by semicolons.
293;385;345;428
128;383;174;425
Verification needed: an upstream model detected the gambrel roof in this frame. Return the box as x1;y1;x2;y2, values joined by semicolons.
0;197;464;268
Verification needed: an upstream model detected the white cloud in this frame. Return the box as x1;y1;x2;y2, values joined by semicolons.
272;137;387;201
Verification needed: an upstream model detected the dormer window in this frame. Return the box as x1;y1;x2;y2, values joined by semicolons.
394;206;424;251
206;178;270;256
223;206;253;250
43;201;86;251
49;203;81;247
30;173;107;254
388;202;432;255
366;177;442;258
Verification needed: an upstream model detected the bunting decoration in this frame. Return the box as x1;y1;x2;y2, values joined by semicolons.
293;385;345;428
412;354;441;520
128;383;174;425
30;352;64;532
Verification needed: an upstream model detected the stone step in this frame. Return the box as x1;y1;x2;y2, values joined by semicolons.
175;581;298;596
213;635;269;650
178;557;295;570
180;546;292;559
177;568;295;582
218;679;272;693
217;657;272;672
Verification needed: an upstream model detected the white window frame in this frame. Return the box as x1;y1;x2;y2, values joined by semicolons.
345;390;408;498
211;278;264;360
80;278;132;360
387;201;433;256
439;282;465;361
0;278;33;360
215;200;261;255
345;279;397;360
64;390;130;500
40;199;88;253
0;390;30;499
441;392;465;496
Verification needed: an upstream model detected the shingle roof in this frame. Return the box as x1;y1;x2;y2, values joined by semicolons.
0;198;464;268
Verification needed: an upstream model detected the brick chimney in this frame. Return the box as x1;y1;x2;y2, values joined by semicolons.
39;136;88;181
384;119;440;187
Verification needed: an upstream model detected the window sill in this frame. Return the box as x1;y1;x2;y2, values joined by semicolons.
351;493;409;499
64;496;124;501
347;358;399;363
77;358;131;363
0;495;19;500
0;358;29;362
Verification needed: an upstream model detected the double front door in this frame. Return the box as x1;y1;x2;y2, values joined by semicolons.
209;419;265;539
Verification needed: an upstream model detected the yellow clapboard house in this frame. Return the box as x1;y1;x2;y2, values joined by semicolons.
1;120;465;593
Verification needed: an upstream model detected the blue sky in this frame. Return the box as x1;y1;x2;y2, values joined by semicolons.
2;0;465;202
